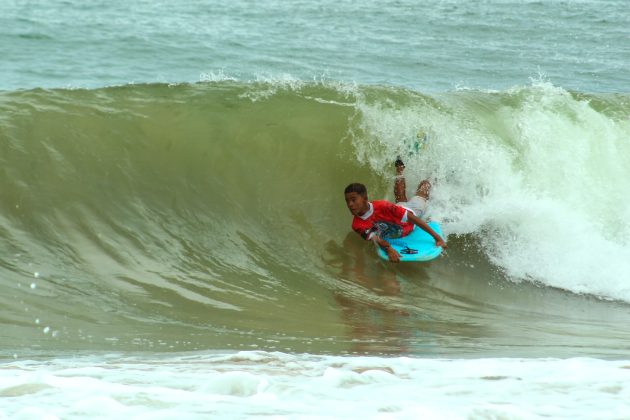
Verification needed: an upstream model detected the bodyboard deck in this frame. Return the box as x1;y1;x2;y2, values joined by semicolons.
377;221;444;262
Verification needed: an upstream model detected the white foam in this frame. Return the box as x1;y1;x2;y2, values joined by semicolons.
199;69;239;83
353;82;630;302
1;352;629;419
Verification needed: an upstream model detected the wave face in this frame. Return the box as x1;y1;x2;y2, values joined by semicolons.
1;81;630;356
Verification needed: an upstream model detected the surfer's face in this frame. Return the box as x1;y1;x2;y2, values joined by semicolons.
345;192;369;216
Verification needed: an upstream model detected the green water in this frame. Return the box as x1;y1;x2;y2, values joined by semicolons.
2;82;630;358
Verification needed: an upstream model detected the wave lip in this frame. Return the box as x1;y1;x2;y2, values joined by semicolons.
353;81;630;301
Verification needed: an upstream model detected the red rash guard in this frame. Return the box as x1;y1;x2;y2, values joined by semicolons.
351;200;414;241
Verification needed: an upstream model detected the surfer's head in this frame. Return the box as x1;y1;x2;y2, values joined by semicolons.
344;183;369;216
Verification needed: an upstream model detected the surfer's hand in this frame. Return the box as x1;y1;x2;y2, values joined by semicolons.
387;247;401;263
436;239;448;249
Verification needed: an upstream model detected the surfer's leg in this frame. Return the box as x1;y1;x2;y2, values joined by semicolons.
394;157;408;203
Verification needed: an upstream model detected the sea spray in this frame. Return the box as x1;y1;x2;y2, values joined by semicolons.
353;81;630;299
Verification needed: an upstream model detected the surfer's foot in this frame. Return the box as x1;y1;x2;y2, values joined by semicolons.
395;156;405;176
416;179;431;200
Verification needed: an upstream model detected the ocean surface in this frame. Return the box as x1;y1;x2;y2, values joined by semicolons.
2;0;630;418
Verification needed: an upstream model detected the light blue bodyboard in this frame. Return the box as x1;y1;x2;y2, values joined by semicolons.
377;221;444;262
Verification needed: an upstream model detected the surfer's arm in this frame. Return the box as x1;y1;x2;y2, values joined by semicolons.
372;236;401;263
407;213;448;249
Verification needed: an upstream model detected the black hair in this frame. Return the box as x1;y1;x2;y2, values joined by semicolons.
344;183;367;196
